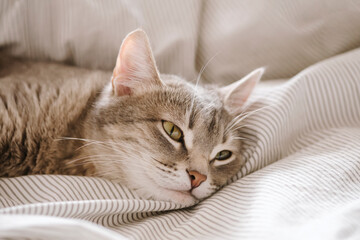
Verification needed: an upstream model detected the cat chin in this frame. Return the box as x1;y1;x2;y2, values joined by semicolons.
136;186;198;206
190;180;214;200
157;188;198;206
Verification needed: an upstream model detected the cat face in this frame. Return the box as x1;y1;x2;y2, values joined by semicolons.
85;29;263;205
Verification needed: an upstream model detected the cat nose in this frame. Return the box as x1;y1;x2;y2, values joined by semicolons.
187;170;207;188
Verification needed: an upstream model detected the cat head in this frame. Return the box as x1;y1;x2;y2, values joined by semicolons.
85;29;263;205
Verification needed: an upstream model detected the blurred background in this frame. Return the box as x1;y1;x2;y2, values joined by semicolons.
1;0;360;84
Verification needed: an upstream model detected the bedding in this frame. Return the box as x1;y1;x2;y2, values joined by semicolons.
1;47;360;239
1;0;360;83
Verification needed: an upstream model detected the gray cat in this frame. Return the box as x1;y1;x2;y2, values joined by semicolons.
0;29;263;205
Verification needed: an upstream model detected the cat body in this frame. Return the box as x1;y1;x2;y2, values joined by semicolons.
0;58;108;176
0;30;264;204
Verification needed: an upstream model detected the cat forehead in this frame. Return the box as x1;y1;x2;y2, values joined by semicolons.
166;95;230;145
161;80;228;127
158;76;232;133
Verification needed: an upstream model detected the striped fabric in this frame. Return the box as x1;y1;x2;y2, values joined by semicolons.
1;47;360;239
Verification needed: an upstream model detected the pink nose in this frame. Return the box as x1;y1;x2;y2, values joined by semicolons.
188;170;207;188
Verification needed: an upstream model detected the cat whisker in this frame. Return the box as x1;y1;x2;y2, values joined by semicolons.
225;99;276;134
230;124;251;132
225;104;275;134
232;137;247;140
56;136;99;143
75;141;106;151
69;159;116;167
66;154;121;166
57;136;117;153
92;171;125;181
188;52;220;122
194;52;220;86
232;136;257;143
225;100;257;131
110;144;147;157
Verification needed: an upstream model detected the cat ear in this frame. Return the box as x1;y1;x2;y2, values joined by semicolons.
220;68;264;114
111;29;162;96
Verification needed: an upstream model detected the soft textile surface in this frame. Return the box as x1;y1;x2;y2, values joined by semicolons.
1;0;360;83
1;48;360;239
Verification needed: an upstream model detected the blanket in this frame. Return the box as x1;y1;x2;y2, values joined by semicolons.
1;47;360;239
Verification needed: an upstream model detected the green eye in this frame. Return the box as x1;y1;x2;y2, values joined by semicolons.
162;121;183;141
215;150;232;160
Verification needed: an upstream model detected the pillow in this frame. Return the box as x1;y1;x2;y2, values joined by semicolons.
1;0;360;83
0;0;201;81
197;0;360;83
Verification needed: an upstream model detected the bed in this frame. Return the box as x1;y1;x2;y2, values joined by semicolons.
1;1;360;239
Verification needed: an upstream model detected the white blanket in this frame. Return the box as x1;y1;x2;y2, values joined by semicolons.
1;48;360;239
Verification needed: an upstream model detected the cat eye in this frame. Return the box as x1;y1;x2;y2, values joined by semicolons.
162;121;183;142
215;150;232;160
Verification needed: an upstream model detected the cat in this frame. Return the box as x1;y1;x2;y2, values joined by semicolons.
0;29;264;205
